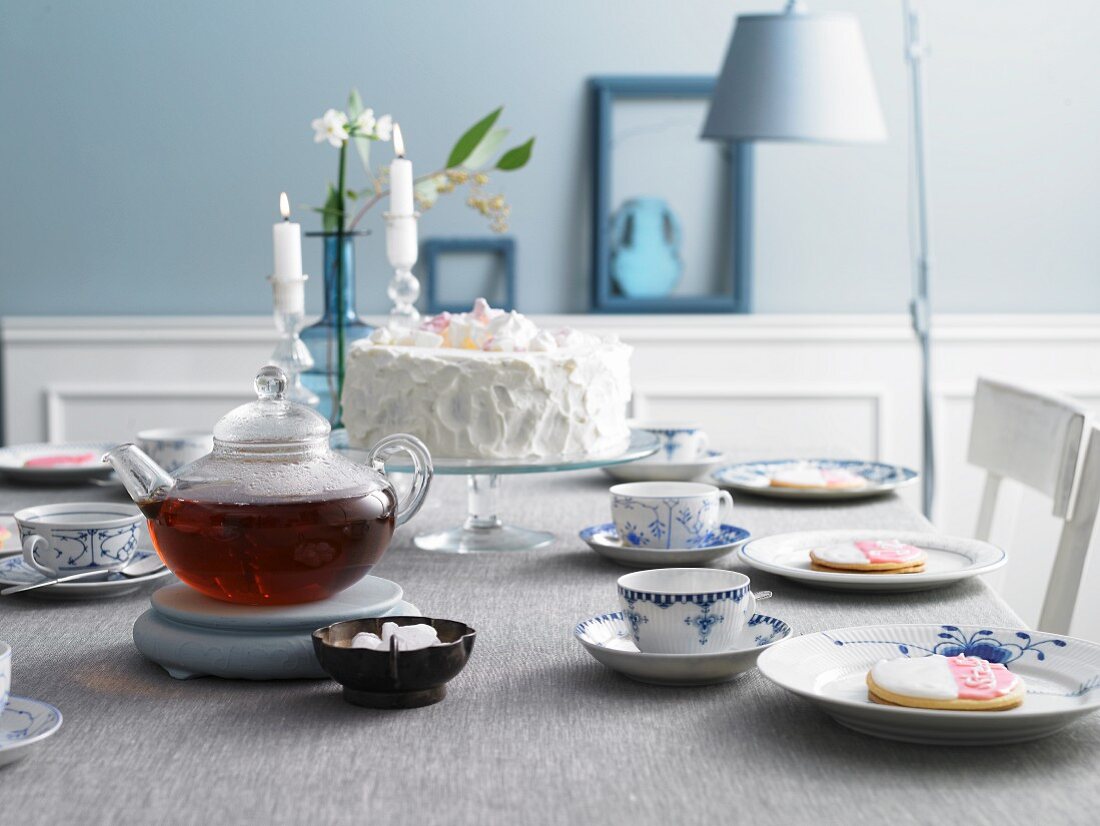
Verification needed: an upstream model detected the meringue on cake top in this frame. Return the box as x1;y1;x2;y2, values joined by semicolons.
341;299;633;460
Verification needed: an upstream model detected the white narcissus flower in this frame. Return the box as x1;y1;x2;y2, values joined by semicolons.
374;114;393;142
311;109;349;147
354;108;376;135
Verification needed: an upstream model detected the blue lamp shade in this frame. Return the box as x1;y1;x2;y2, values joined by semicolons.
702;10;886;144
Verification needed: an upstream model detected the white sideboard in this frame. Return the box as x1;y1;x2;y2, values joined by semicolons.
3;313;1100;637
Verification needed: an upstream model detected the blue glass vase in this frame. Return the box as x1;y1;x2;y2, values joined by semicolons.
300;232;373;424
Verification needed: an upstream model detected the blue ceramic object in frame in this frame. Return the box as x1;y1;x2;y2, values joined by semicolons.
589;75;753;313
423;237;516;314
610;197;683;297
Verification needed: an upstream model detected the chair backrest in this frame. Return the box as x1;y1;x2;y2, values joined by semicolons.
1041;423;1100;634
967;377;1093;634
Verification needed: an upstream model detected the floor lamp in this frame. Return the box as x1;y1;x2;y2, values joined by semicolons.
702;1;937;518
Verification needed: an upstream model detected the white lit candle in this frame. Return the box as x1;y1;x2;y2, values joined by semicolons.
271;192;305;314
272;192;303;282
389;124;415;216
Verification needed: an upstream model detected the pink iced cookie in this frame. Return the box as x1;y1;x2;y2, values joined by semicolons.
809;538;927;572
769;467;867;490
24;452;97;468
867;653;1024;710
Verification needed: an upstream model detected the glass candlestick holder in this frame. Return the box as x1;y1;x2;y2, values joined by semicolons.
384;212;421;329
268;275;318;406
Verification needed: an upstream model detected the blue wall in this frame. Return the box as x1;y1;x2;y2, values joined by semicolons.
2;1;1099;316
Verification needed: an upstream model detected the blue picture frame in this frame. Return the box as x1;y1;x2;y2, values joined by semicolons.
422;237;517;314
590;75;753;313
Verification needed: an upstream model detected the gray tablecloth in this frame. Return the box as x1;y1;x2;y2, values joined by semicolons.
1;472;1097;826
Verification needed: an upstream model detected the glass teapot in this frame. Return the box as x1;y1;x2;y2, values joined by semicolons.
104;366;432;606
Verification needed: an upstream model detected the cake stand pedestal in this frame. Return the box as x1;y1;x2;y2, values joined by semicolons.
133;576;419;680
337;431;659;553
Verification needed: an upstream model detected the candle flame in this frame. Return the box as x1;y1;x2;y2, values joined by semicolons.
393;123;405;158
279;192;290;220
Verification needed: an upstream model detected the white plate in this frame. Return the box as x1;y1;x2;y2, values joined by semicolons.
602;450;726;483
0;550;171;599
575;611;792;686
739;529;1005;593
757;623;1100;745
711;458;918;500
0;696;64;767
579;522;750;568
0;442;114;483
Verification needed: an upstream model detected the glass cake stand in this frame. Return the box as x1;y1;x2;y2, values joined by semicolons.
332;430;659;553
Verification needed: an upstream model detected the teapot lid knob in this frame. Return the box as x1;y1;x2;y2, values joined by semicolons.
255;366;288;401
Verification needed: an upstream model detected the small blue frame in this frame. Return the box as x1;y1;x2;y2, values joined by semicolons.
422;237;517;314
590;75;753;313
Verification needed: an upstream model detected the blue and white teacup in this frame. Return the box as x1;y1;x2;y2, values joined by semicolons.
617;568;758;654
136;428;213;473
0;642;10;712
633;422;709;463
14;502;143;577
610;481;733;549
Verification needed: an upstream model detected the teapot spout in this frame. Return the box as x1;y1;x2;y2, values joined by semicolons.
102;443;174;509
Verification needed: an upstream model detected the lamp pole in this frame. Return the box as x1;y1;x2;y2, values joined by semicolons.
903;0;935;519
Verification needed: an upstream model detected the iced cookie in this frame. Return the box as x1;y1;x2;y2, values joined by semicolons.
769;467;867;491
809;539;927;572
867;654;1024;711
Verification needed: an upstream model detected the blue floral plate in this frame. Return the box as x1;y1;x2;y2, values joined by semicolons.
579;523;750;568
0;696;63;767
711;458;918;500
758;623;1100;745
575;611;792;686
0;550;170;600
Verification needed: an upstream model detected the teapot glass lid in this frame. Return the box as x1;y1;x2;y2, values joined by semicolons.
213;366;331;448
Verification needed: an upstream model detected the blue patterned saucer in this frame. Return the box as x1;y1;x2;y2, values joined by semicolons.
0;550;170;599
0;696;63;767
574;611;792;686
711;458;918;500
758;623;1100;745
579;523;750;568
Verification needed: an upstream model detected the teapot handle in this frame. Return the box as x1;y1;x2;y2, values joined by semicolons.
366;434;434;527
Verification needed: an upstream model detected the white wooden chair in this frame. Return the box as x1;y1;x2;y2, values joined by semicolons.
968;377;1098;634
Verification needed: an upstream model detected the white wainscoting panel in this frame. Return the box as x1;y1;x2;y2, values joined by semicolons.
3;313;1100;639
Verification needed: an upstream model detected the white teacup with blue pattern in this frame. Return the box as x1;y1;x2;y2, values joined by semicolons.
15;502;144;577
617;569;758;654
632;422;709;463
0;642;10;712
610;481;733;549
136;428;214;473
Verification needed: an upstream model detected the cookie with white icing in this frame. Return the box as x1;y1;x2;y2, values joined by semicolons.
769;467;868;491
809;539;927;572
866;654;1025;710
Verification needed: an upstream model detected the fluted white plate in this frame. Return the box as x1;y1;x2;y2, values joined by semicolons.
739;530;1006;593
0;442;114;483
757;624;1100;745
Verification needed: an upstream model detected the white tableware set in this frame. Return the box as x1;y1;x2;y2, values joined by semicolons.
0;642;64;767
603;422;724;483
574;567;787;686
1;503;169;599
580;480;750;568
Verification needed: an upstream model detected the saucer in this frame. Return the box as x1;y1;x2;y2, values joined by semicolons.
579;523;750;567
602;450;725;483
0;550;171;599
757;623;1100;745
574;611;792;686
0;442;114;484
711;458;918;500
739;530;1005;593
0;696;64;767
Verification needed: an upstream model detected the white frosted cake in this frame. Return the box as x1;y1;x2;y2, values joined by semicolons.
342;299;632;460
